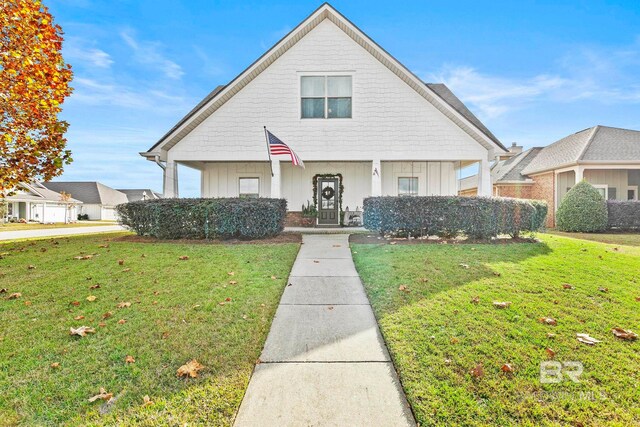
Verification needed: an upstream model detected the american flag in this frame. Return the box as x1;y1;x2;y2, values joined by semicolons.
266;129;305;168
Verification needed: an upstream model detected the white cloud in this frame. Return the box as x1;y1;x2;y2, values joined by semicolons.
64;41;113;68
120;30;184;80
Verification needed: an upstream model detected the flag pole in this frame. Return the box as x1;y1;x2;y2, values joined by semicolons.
264;126;274;177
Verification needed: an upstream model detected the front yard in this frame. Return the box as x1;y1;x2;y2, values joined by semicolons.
0;233;299;426
352;234;640;426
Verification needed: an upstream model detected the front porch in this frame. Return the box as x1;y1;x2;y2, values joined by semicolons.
556;166;640;205
161;159;494;226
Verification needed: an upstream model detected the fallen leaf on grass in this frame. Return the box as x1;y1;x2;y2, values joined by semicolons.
118;260;125;265
636;297;640;302
545;348;556;359
117;319;126;324
89;284;101;290
98;244;109;248
7;293;21;300
27;265;35;270
471;296;480;304
88;388;113;403
450;337;459;344
546;333;556;338
116;302;131;308
470;364;484;378
73;255;93;260
562;284;573;289
178;256;189;261
577;333;601;345
24;300;32;306
611;328;637;341
459;263;470;269
419;277;429;283
0;288;7;293
40;247;47;253
501;363;515;373
102;312;113;319
142;395;153;407
225;297;232;302
539;317;557;326
271;275;277;280
398;285;410;293
229;280;237;285
74;315;85;320
125;355;135;364
70;300;80;306
493;301;511;309
70;326;96;337
98;322;107;327
122;268;131;273
227;271;235;276
177;360;204;378
86;295;97;302
50;362;60;369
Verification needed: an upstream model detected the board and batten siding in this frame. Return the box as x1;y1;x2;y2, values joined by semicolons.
167;19;488;164
381;161;457;196
584;169;632;200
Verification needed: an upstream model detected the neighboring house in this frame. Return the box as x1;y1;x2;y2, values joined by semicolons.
117;189;162;202
2;181;81;223
140;3;506;226
42;182;128;221
460;126;640;227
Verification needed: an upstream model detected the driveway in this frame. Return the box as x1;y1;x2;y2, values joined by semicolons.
0;225;126;241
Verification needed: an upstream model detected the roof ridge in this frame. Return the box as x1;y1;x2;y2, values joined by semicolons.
494;149;532;181
577;125;601;162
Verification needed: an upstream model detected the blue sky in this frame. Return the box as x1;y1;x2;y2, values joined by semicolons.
50;0;640;196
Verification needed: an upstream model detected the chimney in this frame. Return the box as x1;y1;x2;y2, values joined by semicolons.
499;142;523;160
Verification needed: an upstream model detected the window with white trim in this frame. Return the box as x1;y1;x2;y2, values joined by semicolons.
593;184;607;199
301;76;352;119
6;203;13;216
627;186;638;200
239;178;260;198
398;177;419;196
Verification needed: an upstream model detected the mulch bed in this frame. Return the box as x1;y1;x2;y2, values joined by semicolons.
113;232;302;245
349;234;538;245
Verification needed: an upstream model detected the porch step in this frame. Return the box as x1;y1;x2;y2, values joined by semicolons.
284;226;367;234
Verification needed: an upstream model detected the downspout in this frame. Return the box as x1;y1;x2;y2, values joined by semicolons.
153;155;166;171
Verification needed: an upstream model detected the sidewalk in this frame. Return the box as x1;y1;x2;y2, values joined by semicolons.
234;234;415;426
0;225;126;241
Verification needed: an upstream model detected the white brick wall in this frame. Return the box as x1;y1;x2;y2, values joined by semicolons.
168;19;488;164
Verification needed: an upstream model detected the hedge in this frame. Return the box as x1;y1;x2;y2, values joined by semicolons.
556;181;608;232
116;198;287;240
363;196;547;239
607;200;640;230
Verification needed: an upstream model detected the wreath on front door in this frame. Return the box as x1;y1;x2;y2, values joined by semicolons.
321;186;335;200
312;173;344;225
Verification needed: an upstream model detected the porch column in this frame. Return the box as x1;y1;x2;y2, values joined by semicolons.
478;158;492;197
163;161;179;198
575;166;584;183
271;160;281;198
371;159;382;197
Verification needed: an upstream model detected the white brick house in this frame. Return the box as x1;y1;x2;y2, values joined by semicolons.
141;3;506;225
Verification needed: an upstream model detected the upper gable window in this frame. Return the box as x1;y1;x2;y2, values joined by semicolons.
301;76;352;119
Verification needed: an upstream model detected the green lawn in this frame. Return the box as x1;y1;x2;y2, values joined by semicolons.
548;230;640;247
0;221;115;231
0;233;299;426
352;234;640;427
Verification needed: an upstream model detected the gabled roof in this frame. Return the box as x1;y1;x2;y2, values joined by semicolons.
42;182;128;206
117;189;162;202
2;181;82;204
458;147;543;191
522;126;640;175
142;3;505;158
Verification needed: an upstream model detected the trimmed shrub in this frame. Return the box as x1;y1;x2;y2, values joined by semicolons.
116;198;287;240
608;200;640;230
556;181;608;232
363;196;546;239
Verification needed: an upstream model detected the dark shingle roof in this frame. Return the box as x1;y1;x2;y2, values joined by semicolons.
425;83;503;149
500;148;544;182
42;182;128;206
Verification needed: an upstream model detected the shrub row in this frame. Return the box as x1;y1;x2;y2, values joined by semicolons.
607;200;640;230
363;196;547;239
116;198;287;240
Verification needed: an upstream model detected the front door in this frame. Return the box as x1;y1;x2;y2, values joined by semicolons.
317;177;339;225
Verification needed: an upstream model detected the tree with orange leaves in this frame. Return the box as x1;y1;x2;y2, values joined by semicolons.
1;0;73;195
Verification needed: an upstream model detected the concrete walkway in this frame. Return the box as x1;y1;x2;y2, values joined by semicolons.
0;225;126;241
234;234;415;426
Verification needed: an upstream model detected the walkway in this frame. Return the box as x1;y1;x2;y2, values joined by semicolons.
234;234;415;426
0;225;126;241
